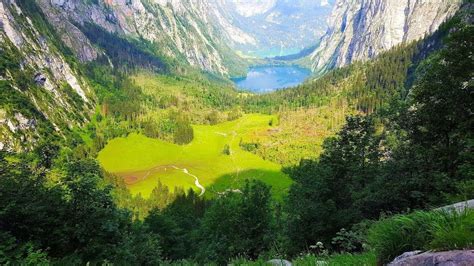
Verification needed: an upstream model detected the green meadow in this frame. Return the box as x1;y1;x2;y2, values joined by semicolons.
98;114;292;198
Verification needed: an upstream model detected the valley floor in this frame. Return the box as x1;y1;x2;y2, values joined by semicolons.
98;114;292;198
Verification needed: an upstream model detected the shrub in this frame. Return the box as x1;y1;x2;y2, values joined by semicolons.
222;144;231;155
227;107;243;121
206;110;220;125
174;122;194;145
331;228;363;253
368;209;474;264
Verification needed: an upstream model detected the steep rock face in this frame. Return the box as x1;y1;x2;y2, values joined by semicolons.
40;0;244;75
0;0;94;151
309;0;461;74
36;0;99;62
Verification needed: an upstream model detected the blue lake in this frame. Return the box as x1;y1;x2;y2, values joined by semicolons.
232;65;311;93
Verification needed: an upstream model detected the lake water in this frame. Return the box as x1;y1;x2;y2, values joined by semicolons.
232;65;311;93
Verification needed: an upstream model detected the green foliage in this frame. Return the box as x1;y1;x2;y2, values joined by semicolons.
227;106;243;121
429;210;474;251
0;151;162;264
331;228;364;253
368;210;474;264
196;180;274;264
173;116;194;145
222;144;231;155
284;12;473;256
410;24;473;182
0;81;43;120
206;110;220;125
145;190;207;261
285;115;381;254
0;44;21;76
21;247;50;265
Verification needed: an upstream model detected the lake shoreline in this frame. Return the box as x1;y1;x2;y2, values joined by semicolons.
231;65;311;93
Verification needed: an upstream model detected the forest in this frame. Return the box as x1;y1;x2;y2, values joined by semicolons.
0;1;473;265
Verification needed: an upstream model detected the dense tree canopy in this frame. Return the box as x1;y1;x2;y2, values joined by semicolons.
284;19;473;254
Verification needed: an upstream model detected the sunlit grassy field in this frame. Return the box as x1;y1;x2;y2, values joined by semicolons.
98;114;292;198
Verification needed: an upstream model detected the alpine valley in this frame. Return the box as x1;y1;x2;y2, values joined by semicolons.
0;0;472;265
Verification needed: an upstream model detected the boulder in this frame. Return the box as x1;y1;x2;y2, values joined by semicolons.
436;200;474;213
389;250;474;266
267;259;292;266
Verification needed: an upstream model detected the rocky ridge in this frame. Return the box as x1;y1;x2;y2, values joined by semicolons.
40;0;245;75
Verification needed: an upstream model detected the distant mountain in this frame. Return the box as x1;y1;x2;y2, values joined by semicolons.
307;0;462;75
214;0;335;58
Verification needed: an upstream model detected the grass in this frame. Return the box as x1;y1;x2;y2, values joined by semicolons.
227;252;376;266
98;114;292;199
368;209;474;264
292;252;376;266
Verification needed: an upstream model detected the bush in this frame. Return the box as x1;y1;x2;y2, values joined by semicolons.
206;110;220;125
227;107;243;121
174;122;194;145
222;144;231;155
368;210;474;264
331;228;364;253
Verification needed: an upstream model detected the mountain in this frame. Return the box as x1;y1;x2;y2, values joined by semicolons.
0;0;247;151
214;0;335;58
307;0;462;74
39;0;247;75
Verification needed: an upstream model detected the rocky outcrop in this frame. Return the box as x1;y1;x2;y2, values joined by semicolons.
308;0;461;75
36;0;99;62
0;0;93;151
389;250;474;266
